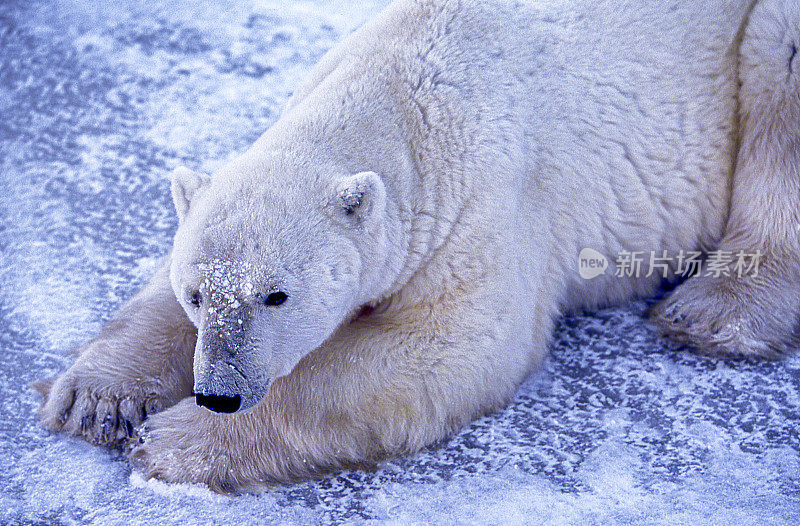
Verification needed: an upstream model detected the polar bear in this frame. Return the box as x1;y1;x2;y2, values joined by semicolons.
36;0;799;491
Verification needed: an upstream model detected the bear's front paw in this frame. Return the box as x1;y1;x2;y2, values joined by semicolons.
36;356;169;445
127;399;245;493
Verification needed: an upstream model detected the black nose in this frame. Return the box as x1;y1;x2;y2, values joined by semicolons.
194;392;241;413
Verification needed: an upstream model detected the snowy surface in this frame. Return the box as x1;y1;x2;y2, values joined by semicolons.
1;0;799;524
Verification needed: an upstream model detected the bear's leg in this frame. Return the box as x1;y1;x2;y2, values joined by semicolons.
128;288;548;491
651;0;800;356
36;255;196;444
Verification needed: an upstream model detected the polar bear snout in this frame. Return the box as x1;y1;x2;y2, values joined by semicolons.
194;392;241;413
193;366;268;414
193;320;273;414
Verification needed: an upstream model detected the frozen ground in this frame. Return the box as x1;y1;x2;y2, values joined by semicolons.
1;0;799;524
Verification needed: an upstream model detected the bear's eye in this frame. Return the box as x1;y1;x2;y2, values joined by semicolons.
264;291;287;306
189;290;202;308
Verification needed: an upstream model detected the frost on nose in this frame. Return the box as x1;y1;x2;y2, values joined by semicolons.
203;327;241;358
202;304;252;358
197;258;261;319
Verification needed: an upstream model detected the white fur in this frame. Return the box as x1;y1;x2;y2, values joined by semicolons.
171;166;209;224
37;0;799;490
170;0;748;403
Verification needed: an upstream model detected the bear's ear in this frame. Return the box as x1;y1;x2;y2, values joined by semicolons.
171;166;209;224
332;171;386;225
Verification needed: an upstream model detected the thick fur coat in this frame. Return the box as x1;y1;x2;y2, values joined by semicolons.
37;0;800;491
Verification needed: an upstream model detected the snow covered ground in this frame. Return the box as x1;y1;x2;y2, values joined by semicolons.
1;0;799;523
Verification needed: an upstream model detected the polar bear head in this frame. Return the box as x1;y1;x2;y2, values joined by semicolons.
168;159;393;413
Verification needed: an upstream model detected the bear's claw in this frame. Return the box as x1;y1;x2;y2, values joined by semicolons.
36;367;168;445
